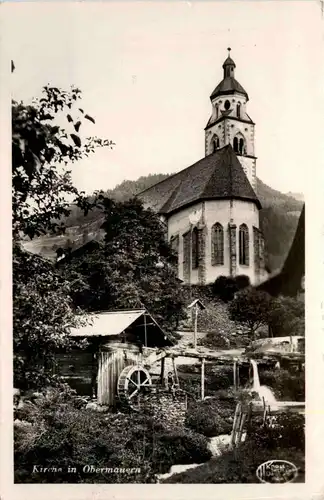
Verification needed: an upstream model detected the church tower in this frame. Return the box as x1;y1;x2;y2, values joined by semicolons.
205;48;257;191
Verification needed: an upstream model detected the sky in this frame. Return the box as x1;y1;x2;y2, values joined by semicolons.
4;1;324;195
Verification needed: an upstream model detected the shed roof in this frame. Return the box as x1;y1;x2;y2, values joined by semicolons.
70;309;174;346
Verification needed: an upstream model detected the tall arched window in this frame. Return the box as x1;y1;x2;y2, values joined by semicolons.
233;133;245;155
212;135;220;153
239;224;249;266
237;103;241;119
211;223;224;265
191;227;199;269
215;103;219;119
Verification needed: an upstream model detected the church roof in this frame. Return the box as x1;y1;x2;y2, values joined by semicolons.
210;77;249;101
137;144;261;215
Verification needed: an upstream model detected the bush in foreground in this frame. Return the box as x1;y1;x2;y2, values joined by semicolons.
14;385;211;483
185;395;236;437
164;411;305;483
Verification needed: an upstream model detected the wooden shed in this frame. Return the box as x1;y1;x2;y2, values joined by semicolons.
61;309;173;406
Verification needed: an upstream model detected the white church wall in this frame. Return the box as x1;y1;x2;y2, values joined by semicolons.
168;199;260;285
167;202;204;284
204;199;259;284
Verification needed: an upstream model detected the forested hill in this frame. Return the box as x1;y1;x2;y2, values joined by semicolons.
24;174;303;273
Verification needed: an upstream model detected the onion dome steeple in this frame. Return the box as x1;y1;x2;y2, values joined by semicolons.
222;47;236;78
210;48;248;101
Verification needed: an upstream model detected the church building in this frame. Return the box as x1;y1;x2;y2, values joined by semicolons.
138;49;266;286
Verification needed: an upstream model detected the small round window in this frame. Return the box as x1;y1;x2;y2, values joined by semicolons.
224;100;231;110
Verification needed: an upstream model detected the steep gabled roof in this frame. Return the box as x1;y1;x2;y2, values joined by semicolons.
137;144;261;215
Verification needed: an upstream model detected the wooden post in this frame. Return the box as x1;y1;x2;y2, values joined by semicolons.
194;305;198;350
160;357;165;386
233;360;237;391
201;358;205;400
231;403;241;448
144;313;147;347
172;357;179;386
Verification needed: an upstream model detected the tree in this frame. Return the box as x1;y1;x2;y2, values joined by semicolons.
13;243;88;389
12;85;113;240
12;84;111;388
228;289;273;340
268;295;305;337
59;197;186;333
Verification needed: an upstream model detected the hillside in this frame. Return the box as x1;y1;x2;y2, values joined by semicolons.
23;174;303;273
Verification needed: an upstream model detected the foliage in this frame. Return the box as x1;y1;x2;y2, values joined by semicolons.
229;289;273;339
13;85;110;388
260;369;305;402
185;394;236;437
12;85;113;240
13;244;86;390
163;443;304;483
212;275;251;303
268;295;305;337
14;386;211;483
164;410;305;483
235;275;251;290
212;276;238;302
247;412;305;451
59;197;187;332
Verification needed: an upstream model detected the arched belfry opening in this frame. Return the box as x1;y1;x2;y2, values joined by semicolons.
233;132;246;155
211;134;220;153
237;102;241;119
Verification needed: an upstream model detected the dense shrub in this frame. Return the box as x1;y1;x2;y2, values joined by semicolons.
247;412;305;452
150;428;211;473
212;276;238;302
185;395;236;437
14;385;211;483
260;369;305;402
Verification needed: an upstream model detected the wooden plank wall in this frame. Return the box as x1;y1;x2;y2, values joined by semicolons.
55;350;93;396
97;345;140;406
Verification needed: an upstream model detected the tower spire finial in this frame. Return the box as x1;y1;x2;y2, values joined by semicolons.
227;47;231;57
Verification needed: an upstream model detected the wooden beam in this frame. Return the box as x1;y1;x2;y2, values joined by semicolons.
201;358;205;400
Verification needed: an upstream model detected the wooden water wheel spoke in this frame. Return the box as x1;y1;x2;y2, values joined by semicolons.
127;377;138;387
117;365;152;411
129;388;139;399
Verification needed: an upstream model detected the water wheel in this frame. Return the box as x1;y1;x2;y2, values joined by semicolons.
117;365;152;411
